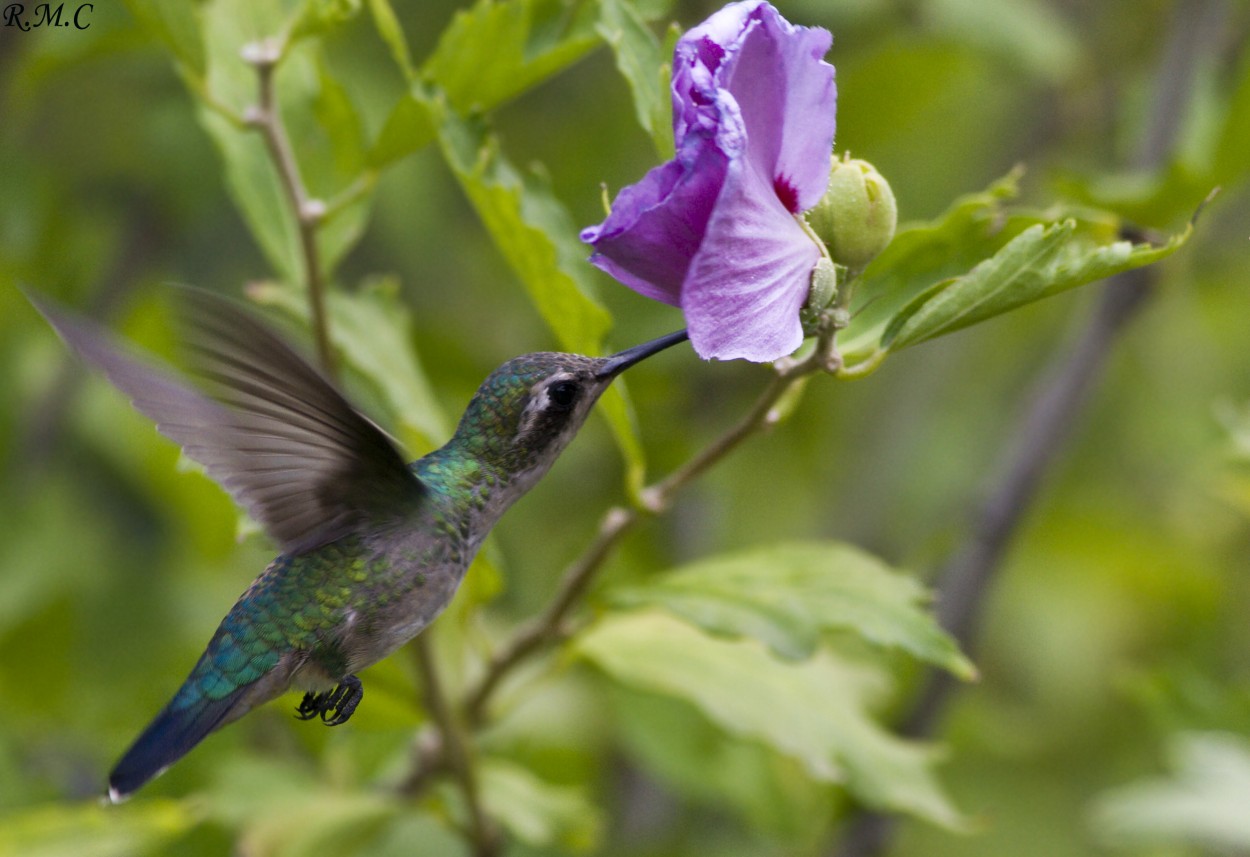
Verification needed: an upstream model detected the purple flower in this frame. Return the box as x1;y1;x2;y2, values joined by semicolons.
581;1;836;362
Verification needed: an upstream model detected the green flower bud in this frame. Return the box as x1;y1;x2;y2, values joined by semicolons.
806;257;838;313
800;256;841;335
807;155;897;271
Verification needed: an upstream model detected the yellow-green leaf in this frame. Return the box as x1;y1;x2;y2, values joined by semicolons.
610;540;975;679
575;611;967;828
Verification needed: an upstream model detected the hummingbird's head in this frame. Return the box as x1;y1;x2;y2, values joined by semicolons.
454;330;688;483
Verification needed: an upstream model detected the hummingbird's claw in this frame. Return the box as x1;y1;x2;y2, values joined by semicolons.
294;692;320;720
321;676;363;726
294;675;363;726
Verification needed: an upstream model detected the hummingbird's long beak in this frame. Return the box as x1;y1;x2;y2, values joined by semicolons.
595;329;689;379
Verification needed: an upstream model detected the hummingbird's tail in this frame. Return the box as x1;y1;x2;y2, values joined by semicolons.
107;682;248;802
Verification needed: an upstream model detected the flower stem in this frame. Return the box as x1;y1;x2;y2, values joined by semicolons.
463;506;639;726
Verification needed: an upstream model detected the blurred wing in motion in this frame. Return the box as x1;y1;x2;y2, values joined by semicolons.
26;287;424;554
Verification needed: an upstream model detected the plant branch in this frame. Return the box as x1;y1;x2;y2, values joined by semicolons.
242;38;336;380
411;633;500;857
641;371;793;514
462;506;640;726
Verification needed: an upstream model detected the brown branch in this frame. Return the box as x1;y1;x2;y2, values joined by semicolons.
463;506;640;726
241;38;336;380
411;633;500;856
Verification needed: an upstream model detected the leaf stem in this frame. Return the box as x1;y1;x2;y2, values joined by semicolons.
243;38;336;380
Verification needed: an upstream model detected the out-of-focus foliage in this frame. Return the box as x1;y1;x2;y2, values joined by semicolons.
1091;732;1250;852
1;0;1248;856
575;610;965;828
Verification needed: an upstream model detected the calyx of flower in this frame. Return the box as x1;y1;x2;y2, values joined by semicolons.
807;155;897;271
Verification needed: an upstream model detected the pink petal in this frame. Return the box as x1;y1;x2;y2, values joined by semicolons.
720;4;836;213
681;154;819;362
582;101;739;306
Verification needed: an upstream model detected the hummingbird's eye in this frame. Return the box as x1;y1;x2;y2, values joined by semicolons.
547;380;580;410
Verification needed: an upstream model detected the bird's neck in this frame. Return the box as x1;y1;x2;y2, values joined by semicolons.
412;439;549;534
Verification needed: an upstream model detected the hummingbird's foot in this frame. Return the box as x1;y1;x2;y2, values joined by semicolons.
321;675;363;726
294;675;363;726
294;691;322;721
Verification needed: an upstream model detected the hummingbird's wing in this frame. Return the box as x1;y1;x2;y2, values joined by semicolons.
27;288;424;555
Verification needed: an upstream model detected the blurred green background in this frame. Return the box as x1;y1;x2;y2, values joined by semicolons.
1;0;1249;855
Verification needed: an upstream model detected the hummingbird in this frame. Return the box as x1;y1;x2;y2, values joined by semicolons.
26;287;686;803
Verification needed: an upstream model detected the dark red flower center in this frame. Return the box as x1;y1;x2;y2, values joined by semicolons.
773;174;800;213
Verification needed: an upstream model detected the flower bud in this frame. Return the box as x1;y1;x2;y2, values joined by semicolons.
807;155;897;271
800;256;841;335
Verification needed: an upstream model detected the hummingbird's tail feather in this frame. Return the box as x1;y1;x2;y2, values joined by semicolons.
107;684;248;803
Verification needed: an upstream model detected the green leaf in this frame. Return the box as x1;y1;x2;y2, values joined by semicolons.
287;0;363;45
0;799;199;857
363;0;435;168
837;170;1192;362
1091;732;1250;850
368;88;436;170
304;54;374;275
325;280;449;450
366;813;470;857
205;756;408;857
883;217;1191;351
435;107;646;488
191;0;292;117
597;0;674;159
610;541;975;679
838;169;1024;363
478;758;603;851
611;686;836;839
575;611;967;828
882;220;1072;350
424;0;601;114
437;109;609;355
121;0;207;76
367;0;416;81
306;54;368;194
